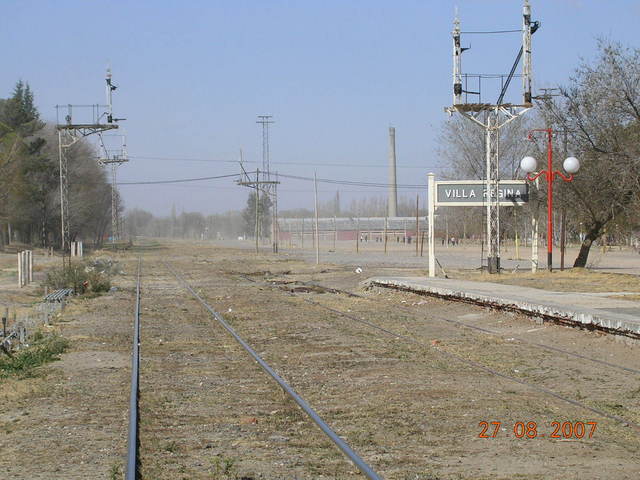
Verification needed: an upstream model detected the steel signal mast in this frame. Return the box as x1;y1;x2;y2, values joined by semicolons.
445;0;539;273
56;68;124;261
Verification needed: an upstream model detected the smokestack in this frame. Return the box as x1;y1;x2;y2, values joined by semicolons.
388;126;398;217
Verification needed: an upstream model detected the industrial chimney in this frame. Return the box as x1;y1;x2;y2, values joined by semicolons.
388;126;398;217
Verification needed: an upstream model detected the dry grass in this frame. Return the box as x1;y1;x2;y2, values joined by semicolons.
455;268;640;293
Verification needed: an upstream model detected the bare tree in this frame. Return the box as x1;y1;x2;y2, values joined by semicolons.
437;113;537;180
544;40;640;267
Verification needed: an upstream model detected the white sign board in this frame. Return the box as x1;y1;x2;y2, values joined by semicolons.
435;180;529;206
427;175;530;278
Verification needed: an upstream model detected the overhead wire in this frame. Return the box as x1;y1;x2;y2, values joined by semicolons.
118;173;240;185
461;29;522;34
118;172;427;189
128;154;428;170
276;172;426;189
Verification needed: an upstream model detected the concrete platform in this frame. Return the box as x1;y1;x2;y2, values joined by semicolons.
365;276;640;339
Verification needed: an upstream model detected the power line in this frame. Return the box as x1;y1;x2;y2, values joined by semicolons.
276;172;426;189
461;29;522;34
118;173;240;185
117;171;426;189
123;184;423;194
128;154;429;170
129;155;239;164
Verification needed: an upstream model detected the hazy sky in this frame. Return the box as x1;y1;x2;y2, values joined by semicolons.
2;1;638;215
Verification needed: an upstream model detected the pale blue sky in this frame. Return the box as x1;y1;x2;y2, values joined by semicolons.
2;1;637;215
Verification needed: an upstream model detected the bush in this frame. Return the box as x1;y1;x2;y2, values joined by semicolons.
45;260;113;294
0;334;69;378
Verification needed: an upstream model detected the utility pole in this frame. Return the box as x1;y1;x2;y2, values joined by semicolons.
314;172;320;265
415;195;420;256
388;127;398;217
237;166;279;254
255;169;260;253
273;173;279;253
384;217;388;254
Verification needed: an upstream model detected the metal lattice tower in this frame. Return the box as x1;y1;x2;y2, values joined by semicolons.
98;132;128;243
486;108;500;268
57;131;72;253
56;68;123;256
446;0;537;273
256;115;279;252
257;115;274;183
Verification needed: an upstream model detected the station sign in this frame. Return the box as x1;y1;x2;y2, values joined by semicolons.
435;180;529;206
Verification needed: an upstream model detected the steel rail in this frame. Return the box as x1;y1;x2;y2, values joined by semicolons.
164;262;383;480
299;296;640;433
298;281;640;376
125;258;142;480
235;273;640;430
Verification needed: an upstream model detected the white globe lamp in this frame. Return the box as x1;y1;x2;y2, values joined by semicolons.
563;156;580;174
520;156;537;174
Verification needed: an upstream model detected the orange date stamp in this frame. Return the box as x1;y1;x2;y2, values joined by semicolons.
478;421;597;439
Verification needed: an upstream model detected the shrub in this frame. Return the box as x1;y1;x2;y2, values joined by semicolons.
45;260;113;294
0;334;69;378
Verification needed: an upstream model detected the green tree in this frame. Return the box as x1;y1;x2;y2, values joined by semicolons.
242;190;272;239
0;80;117;248
0;80;43;136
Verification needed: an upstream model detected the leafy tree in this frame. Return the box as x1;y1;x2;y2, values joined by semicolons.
242;190;272;238
0;80;116;249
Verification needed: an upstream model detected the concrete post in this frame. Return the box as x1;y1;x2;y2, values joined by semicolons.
17;252;23;287
428;173;436;278
531;221;538;270
532;179;539;273
333;216;337;251
27;250;33;283
384;217;388;254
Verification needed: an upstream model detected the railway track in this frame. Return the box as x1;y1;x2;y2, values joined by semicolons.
311;281;640;376
241;273;639;375
236;273;640;432
123;259;383;479
122;255;638;477
125;258;142;479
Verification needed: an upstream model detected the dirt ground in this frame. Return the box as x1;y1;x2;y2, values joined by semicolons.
1;241;639;479
454;268;640;296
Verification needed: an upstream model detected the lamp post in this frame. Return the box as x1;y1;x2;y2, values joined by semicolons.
521;128;579;271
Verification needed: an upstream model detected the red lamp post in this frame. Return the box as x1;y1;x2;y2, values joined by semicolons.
521;128;579;272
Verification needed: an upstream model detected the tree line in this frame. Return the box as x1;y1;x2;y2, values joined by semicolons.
125;207;244;240
0;81;115;249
